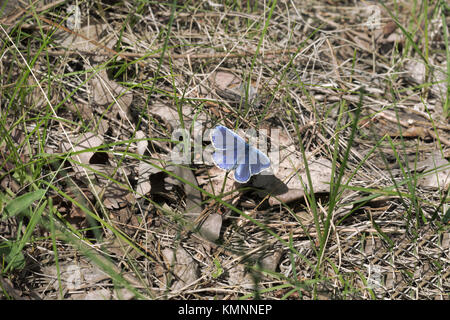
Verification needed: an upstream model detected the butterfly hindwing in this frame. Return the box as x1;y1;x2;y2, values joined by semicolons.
234;163;251;183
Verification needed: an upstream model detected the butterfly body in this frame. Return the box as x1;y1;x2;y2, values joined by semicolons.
210;125;270;183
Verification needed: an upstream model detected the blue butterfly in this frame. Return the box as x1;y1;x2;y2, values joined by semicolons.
210;125;271;183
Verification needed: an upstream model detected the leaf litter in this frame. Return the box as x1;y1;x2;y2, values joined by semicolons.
0;0;449;300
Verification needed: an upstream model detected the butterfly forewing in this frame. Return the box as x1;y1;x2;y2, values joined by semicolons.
211;125;245;150
212;148;237;170
211;125;246;168
210;125;228;150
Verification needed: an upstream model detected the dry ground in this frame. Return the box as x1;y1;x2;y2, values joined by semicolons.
0;0;449;300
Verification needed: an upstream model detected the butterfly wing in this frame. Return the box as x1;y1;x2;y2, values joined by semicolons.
211;125;239;150
233;142;251;183
234;162;251;183
211;125;247;170
212;148;237;170
211;125;270;183
248;146;271;175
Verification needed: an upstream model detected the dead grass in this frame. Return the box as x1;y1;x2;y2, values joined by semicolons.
0;0;449;300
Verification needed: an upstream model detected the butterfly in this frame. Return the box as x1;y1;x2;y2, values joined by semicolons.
210;125;271;183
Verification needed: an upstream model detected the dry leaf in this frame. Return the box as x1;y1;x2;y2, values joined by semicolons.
150;102;201;129
272;157;332;205
213;71;240;91
112;288;136;300
66;103;92;122
198;213;222;242
136;162;160;198
161;247;199;291
169;165;202;215
401;126;428;138
42;261;109;292
62;132;105;174
65;103;109;136
102;184;135;209
58;23;115;60
104;235;142;259
211;71;258;103
0;276;26;300
135;130;148;156
0;0;24;20
404;59;447;101
84;289;111;300
227;264;253;290
90;69;133;121
255;131;332;205
109;206;139;236
135;131;161;198
169;165;222;241
418;151;450;189
201;166;239;202
260;250;283;272
383;21;397;37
